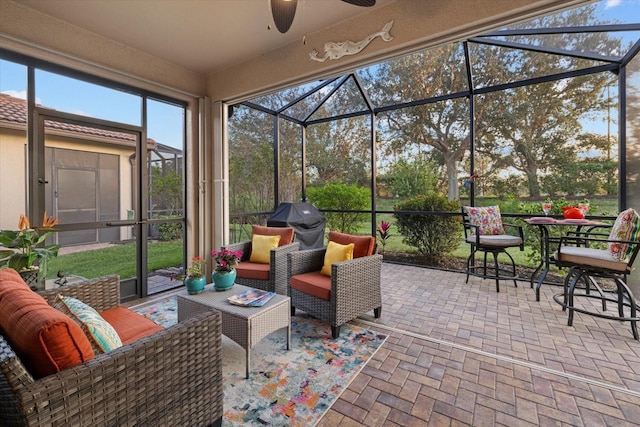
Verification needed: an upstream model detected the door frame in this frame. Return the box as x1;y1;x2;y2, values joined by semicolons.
31;107;149;301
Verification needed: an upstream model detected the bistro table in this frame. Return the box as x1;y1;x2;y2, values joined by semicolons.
525;217;609;301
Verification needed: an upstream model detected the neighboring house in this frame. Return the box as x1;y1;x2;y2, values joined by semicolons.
0;93;166;246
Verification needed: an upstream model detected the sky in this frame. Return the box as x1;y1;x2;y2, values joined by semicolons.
0;0;638;150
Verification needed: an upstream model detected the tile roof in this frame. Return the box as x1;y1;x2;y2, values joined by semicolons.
0;93;156;146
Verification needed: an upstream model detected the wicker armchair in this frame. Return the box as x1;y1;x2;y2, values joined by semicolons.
0;275;223;427
287;231;382;338
224;225;300;295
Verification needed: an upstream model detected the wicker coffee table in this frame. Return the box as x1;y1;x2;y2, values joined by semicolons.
177;283;290;378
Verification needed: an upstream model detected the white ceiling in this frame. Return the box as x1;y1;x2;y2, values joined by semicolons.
14;0;396;75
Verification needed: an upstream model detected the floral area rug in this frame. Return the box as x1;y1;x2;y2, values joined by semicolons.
132;296;387;426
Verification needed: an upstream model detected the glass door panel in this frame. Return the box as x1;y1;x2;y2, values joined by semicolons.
39;112;143;301
146;99;186;295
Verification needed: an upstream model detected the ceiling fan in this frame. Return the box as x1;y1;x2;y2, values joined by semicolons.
270;0;376;33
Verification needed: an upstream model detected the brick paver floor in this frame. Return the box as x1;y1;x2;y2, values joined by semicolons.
317;263;640;426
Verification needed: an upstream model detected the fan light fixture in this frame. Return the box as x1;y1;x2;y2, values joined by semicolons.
269;0;376;34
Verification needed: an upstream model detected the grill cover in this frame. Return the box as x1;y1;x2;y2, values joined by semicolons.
267;202;326;249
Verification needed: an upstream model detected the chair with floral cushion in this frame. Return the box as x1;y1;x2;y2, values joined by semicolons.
287;231;382;338
553;208;640;340
223;225;300;295
462;206;525;292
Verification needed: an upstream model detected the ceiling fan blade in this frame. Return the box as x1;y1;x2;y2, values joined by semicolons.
341;0;376;6
271;0;298;33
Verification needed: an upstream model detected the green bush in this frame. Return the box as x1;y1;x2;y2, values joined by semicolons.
393;193;461;262
307;182;370;234
156;216;183;241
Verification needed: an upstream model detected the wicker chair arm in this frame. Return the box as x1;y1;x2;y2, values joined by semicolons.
9;310;223;426
271;242;300;294
223;240;252;261
287;248;327;277
332;254;383;288
39;275;120;312
332;254;383;324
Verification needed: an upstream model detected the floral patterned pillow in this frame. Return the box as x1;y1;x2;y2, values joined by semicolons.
607;208;640;261
464;205;504;235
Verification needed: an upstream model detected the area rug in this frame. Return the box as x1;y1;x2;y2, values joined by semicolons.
132;296;387;426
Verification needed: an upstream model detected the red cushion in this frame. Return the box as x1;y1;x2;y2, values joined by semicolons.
0;269;94;379
328;231;376;258
100;307;164;345
290;271;331;301
252;225;295;246
235;262;271;281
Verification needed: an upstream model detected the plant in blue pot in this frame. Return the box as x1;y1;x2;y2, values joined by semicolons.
182;256;207;295
211;248;242;291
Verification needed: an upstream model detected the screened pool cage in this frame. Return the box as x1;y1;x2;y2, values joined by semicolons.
227;2;640;266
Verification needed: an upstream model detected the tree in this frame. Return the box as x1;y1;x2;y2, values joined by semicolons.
307;182;370;234
366;4;621;200
385;154;441;197
149;166;182;216
367;43;471;200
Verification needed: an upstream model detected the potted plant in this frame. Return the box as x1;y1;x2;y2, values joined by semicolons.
0;212;60;289
211;248;242;291
182;256;206;295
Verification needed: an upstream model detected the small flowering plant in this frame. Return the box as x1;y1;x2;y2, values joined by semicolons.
212;249;243;273
0;212;60;273
184;256;205;279
377;220;392;254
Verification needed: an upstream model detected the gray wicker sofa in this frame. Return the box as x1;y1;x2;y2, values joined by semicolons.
0;272;223;427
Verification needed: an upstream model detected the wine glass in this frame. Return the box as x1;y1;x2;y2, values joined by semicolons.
578;202;590;217
542;202;552;216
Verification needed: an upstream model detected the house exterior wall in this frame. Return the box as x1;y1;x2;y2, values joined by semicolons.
0;126;135;243
0;128;26;229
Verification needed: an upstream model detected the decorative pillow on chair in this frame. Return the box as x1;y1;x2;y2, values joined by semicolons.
251;225;295;246
54;295;123;354
321;240;355;276
608;208;640;261
327;231;376;258
464;205;504;235
249;234;281;264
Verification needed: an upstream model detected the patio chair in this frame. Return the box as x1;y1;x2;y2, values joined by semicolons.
287;231;382;338
223;225;300;295
553;208;640;340
462;206;525;292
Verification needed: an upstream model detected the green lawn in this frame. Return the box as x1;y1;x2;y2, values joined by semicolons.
46;240;183;280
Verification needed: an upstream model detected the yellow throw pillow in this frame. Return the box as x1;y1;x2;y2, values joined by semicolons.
321;241;355;276
249;234;281;264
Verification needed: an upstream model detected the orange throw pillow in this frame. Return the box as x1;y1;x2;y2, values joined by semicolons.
252;225;295;246
327;231;376;258
0;269;94;379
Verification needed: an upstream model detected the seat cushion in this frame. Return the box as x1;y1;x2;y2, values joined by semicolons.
466;234;523;247
0;269;94;379
321;240;354;276
608;208;640;261
290;271;331;301
328;231;376;258
100;307;164;345
53;295;123;354
464;205;505;235
235;261;271;281
252;225;295;246
555;246;630;273
249;234;281;264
